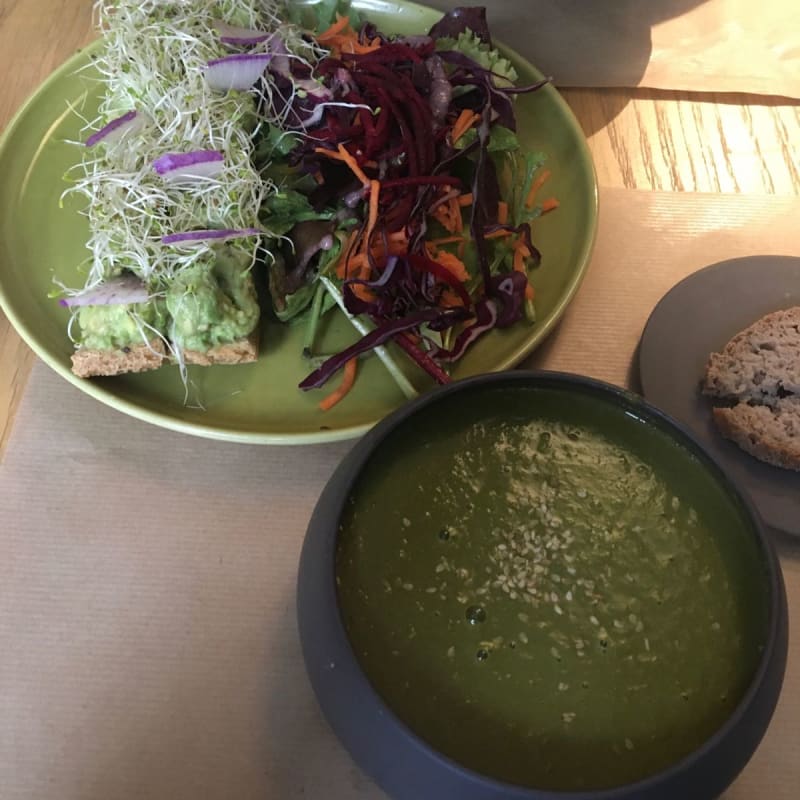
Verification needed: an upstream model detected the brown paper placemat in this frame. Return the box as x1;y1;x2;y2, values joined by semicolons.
1;188;799;799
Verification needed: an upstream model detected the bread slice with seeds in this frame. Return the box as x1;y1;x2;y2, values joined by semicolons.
183;330;259;366
71;331;259;377
712;399;800;471
702;306;800;471
71;339;167;378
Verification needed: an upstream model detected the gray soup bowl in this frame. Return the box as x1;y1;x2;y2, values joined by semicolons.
296;371;788;800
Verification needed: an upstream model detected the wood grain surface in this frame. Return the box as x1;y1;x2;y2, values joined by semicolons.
1;0;799;455
562;88;800;196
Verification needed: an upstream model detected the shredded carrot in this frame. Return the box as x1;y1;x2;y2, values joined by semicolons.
343;251;373;276
348;281;373;302
341;184;380;302
332;35;381;55
513;239;535;300
370;241;408;260
357;255;372;280
335;230;359;278
337;143;370;186
484;228;515;240
429;235;465;246
431;202;456;232
433;249;470;283
340;252;374;301
316;14;351;42
497;201;509;225
318;357;358;411
512;243;525;273
439;289;464;308
315;14;380;55
369;241;408;260
540;197;560;213
524;282;535;301
338;232;408;279
431;193;464;233
352;283;375;302
345;252;369;272
355;38;382;54
449;196;463;232
512;243;525;269
451;109;480;144
457;193;474;207
314;144;370;187
525;168;551;209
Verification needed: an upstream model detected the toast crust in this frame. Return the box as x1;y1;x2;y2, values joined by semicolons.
182;329;259;366
70;329;260;377
71;339;167;378
712;403;800;472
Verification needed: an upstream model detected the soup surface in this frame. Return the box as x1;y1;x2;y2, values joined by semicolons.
336;385;768;790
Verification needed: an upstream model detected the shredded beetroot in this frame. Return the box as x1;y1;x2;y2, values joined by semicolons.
395;333;452;384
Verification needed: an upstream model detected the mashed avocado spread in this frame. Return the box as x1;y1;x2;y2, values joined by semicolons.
166;248;259;352
78;298;167;350
77;247;258;354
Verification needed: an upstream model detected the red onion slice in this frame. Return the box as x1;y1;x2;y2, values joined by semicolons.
265;37;331;100
85;110;142;147
204;53;272;91
212;19;272;46
59;275;149;307
295;78;332;101
153;150;224;182
161;228;262;245
268;35;291;78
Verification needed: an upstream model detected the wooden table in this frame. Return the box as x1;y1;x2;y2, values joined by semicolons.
1;0;799;456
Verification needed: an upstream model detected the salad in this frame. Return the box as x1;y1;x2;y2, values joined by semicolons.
62;0;557;410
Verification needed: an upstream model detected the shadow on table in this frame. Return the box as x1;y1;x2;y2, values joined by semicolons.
428;0;711;134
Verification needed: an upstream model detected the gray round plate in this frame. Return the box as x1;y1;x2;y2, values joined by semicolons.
638;255;800;536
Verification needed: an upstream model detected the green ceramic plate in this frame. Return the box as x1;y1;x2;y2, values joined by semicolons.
0;0;597;444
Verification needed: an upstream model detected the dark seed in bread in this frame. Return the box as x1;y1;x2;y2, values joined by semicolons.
702;307;800;404
702;306;800;471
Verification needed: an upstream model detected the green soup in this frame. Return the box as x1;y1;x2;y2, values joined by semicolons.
335;384;769;791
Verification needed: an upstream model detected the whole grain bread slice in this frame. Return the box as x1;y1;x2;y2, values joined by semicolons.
712;398;800;471
71;338;167;378
702;305;800;471
71;328;259;377
183;329;259;366
702;306;800;404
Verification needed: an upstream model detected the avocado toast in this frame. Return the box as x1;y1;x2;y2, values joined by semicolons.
63;0;279;377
